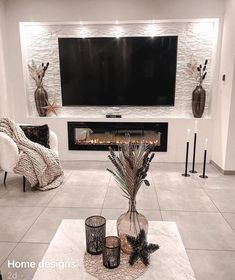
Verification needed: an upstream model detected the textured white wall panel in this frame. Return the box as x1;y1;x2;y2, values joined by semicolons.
21;21;217;118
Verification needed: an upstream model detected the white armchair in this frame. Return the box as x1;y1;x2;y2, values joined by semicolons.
0;128;58;192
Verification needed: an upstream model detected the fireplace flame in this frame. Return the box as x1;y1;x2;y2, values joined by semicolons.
75;134;160;146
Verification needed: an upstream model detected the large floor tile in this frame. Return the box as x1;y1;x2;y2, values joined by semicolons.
0;243;48;280
187;249;235;280
0;187;58;207
157;186;217;211
102;185;128;209
65;169;110;187
152;171;201;189
62;169;73;180
61;160;111;170
0;184;10;198
223;212;235;232
48;185;107;208
0;173;23;195
101;208;162;221
22;207;101;243
150;162;184;173
0;242;16;266
205;189;235;212
196;174;235;189
162;211;235;250
0;207;43;242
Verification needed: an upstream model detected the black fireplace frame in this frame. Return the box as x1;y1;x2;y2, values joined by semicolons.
68;122;168;152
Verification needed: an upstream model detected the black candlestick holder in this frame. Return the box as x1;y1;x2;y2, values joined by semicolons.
199;149;208;179
85;216;106;255
190;133;197;174
103;236;121;269
182;141;190;177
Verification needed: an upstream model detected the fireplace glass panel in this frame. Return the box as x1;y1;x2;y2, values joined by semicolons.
68;122;168;151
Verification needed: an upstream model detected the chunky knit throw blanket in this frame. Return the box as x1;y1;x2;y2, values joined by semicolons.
0;118;64;191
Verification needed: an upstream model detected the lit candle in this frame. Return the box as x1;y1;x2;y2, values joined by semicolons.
194;120;198;133
205;138;208;150
187;129;191;142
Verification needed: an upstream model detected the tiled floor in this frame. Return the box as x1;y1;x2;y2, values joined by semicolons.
0;161;235;279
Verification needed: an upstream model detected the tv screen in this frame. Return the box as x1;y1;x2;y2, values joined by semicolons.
58;36;178;106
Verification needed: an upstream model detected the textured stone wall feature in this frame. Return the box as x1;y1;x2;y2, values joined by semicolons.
21;21;217;118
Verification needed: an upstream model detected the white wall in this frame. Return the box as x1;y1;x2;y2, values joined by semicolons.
0;0;9;117
212;0;235;171
2;0;226;162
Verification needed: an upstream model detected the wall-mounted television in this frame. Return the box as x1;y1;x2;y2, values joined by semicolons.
58;36;178;106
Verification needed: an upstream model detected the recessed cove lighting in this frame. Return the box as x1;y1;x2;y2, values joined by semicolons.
115;20;119;25
79;21;83;25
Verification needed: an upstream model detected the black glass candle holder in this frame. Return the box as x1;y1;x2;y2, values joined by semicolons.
85;216;106;255
103;236;121;269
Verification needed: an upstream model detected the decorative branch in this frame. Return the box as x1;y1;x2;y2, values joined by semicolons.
28;60;49;87
107;140;155;201
187;55;208;86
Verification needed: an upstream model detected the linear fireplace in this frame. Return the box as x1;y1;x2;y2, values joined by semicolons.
68;122;168;151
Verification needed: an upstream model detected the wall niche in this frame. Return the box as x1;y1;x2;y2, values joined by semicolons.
20;20;218;118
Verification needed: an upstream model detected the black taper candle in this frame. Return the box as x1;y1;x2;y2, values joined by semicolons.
199;150;208;179
182;141;190;177
190;133;197;173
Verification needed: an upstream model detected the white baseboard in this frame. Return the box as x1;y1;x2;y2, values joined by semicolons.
210;160;235;175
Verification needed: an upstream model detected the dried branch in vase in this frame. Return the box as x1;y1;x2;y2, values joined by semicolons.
107;141;155;201
28;60;50;117
187;56;208;86
28;60;49;87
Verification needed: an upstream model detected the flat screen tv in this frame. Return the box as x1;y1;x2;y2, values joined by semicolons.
58;36;178;106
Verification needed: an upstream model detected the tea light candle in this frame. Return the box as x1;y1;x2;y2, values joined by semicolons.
103;236;121;269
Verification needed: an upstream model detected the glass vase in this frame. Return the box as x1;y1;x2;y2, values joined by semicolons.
117;199;148;254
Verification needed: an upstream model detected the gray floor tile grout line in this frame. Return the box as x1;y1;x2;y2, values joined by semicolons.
15;170;102;244
158;209;220;213
0;242;19;269
150;170;163;221
17;207;46;244
100;174;112;215
191;171;235;234
203;188;235;234
185;248;235;252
